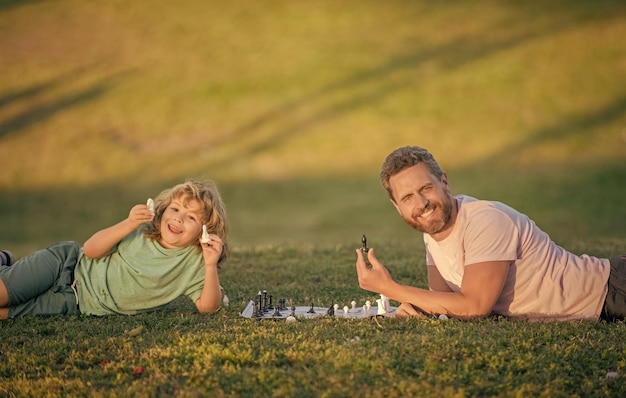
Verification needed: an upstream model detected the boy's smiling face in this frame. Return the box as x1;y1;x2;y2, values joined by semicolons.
158;195;205;249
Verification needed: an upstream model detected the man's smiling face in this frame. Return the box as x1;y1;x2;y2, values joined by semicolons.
389;162;456;241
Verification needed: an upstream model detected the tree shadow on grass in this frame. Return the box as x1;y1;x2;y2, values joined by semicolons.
0;0;50;12
0;68;132;139
210;0;626;167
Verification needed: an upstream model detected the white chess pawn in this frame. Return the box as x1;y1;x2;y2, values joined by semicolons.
350;300;357;312
364;300;371;316
333;303;339;314
343;305;350;317
222;295;229;307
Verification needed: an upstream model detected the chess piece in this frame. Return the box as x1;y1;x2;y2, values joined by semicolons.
146;198;155;215
291;306;296;317
201;225;210;243
378;294;391;313
333;304;339;315
327;302;335;316
256;291;263;317
350;300;357;312
361;234;372;269
376;298;385;315
274;305;281;317
222;295;229;307
364;300;371;316
307;302;315;314
343;305;350;317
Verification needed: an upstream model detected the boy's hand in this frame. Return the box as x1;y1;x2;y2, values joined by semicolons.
127;204;155;229
200;233;223;267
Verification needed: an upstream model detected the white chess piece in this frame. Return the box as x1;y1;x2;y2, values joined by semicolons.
376;299;385;315
364;300;371;316
333;303;339;314
380;294;390;313
350;300;357;312
201;225;211;243
343;305;350;317
146;198;155;215
222;295;229;307
286;315;296;323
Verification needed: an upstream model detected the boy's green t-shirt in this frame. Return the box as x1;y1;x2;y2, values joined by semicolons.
74;228;206;315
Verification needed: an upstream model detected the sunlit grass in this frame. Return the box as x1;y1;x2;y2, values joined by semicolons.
1;1;626;395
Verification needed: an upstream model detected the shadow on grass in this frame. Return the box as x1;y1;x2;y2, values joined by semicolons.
210;0;626;168
0;67;132;139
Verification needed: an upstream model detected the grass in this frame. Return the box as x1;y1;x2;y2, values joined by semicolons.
1;242;626;397
1;0;626;396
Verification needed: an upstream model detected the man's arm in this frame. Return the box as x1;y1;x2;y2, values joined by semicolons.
356;248;510;318
427;264;453;292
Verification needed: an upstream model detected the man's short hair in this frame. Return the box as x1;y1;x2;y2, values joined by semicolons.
380;146;444;200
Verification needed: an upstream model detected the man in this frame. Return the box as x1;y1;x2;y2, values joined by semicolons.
355;146;626;321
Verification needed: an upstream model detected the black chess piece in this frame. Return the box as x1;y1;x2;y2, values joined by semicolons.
255;291;263;317
274;305;281;317
361;234;372;269
290;306;296;317
361;234;369;253
327;302;335;316
307;302;315;314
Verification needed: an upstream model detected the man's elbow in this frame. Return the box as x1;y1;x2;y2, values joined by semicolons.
458;303;493;319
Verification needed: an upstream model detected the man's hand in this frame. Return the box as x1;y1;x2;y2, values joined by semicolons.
355;248;395;295
395;303;429;318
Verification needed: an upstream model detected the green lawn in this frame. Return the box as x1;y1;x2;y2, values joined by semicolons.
1;0;626;396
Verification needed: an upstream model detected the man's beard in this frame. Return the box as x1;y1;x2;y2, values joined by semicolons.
405;194;454;235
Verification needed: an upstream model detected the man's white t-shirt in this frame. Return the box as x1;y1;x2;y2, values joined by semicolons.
424;195;610;321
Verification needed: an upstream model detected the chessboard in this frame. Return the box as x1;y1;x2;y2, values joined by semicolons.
240;290;397;320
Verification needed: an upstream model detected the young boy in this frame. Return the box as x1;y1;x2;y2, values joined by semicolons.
0;179;228;318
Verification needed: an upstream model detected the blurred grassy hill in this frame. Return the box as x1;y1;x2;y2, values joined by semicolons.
1;0;625;256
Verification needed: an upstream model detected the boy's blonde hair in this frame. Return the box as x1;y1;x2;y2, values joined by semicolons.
144;179;229;265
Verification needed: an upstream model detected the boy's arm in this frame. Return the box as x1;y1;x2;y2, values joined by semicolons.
195;235;224;314
83;204;153;259
196;263;222;314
